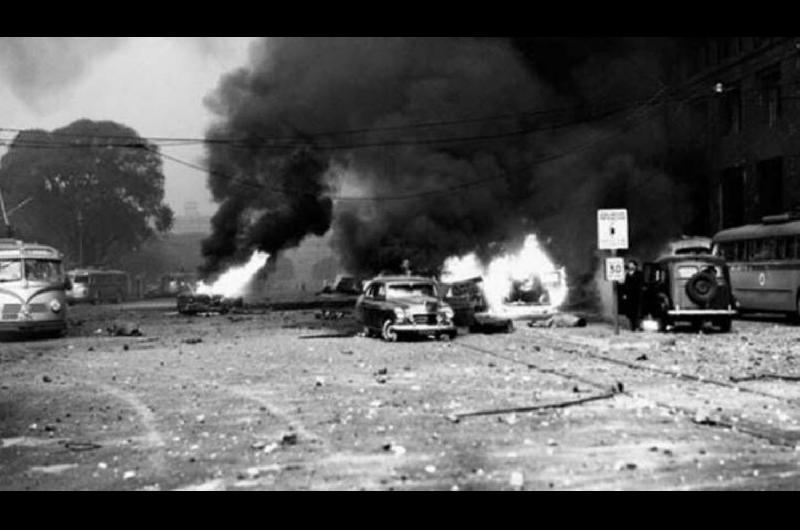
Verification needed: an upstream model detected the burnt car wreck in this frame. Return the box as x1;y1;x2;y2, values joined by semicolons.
176;291;244;315
439;277;514;333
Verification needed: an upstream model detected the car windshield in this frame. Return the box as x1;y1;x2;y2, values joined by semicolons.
25;260;65;283
0;259;23;282
386;282;436;298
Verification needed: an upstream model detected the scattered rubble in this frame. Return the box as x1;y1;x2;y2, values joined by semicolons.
529;313;586;328
107;321;142;337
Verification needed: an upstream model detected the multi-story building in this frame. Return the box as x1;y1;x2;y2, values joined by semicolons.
674;37;800;231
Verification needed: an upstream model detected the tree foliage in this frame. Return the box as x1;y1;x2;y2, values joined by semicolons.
0;119;174;266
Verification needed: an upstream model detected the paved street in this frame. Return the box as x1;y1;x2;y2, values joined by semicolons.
2;302;800;490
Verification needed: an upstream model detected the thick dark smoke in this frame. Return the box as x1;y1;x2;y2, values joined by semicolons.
201;37;707;304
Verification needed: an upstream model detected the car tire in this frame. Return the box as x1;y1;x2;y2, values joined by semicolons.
381;319;398;342
362;326;374;338
718;317;732;332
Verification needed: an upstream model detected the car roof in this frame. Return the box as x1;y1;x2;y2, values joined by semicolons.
367;275;436;284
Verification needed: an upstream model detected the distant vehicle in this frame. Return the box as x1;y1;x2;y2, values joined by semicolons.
66;268;129;304
661;236;713;257
160;272;198;297
631;254;736;332
318;274;362;296
356;275;457;341
0;239;68;337
712;212;800;318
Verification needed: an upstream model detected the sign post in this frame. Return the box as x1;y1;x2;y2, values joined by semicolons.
597;209;629;335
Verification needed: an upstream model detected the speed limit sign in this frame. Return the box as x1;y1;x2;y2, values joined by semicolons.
605;257;625;282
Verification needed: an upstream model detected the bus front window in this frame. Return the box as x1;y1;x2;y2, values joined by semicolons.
0;259;23;282
24;260;64;283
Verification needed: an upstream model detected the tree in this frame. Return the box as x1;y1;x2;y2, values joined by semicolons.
0;119;174;267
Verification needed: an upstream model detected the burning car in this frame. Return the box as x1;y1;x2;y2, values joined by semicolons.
176;290;244;315
356;275;457;341
634;254;736;332
439;277;514;333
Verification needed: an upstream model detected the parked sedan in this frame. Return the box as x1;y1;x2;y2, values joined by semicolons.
356;275;457;341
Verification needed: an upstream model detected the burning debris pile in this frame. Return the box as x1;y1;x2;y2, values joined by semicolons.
177;251;269;315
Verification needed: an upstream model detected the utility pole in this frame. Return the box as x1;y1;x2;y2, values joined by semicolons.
0;187;14;238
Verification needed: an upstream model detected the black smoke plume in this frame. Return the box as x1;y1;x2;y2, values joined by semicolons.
201;37;707;305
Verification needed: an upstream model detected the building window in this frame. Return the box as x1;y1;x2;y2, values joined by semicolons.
721;166;745;228
759;65;781;127
719;83;741;135
756;157;784;218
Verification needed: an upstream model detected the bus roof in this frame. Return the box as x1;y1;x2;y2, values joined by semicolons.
713;220;800;242
0;239;62;259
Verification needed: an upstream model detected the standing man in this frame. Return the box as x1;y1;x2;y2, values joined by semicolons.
622;259;643;331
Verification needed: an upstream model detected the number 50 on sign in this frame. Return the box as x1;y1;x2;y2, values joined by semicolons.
605;257;625;282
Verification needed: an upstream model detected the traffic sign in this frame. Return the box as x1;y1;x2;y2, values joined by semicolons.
597;209;629;249
605;257;625;282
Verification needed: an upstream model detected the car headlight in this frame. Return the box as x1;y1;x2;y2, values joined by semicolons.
393;307;406;322
50;300;62;313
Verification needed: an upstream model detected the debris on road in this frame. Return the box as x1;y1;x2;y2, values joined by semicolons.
382;442;406;456
182;337;203;344
107;321;142;337
529;313;586;328
42;375;52;383
729;373;800;383
635;354;648;361
280;433;299;446
64;441;102;452
509;471;525;490
446;389;621;423
29;463;78;474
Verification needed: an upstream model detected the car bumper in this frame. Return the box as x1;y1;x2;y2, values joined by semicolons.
667;309;736;316
389;323;456;334
0;320;67;333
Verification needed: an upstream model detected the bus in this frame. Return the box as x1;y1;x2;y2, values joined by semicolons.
66;268;130;304
712;212;800;318
0;239;69;337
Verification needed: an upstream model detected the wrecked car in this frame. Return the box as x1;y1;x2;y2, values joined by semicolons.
439;277;513;333
176;290;243;315
633;254;736;332
318;274;363;296
356;275;457;341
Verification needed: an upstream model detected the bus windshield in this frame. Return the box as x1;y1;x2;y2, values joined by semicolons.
25;260;64;283
0;259;23;282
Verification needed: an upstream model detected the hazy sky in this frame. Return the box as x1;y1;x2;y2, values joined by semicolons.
0;37;259;216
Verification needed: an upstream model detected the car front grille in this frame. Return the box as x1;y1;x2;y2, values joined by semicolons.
412;314;437;325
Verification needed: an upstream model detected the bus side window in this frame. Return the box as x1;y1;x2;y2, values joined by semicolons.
764;238;776;260
777;237;787;260
791;236;799;260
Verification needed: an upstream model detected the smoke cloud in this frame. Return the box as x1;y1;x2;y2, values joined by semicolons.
0;37;126;109
201;37;705;306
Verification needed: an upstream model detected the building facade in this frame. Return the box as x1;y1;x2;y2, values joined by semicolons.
676;37;800;231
